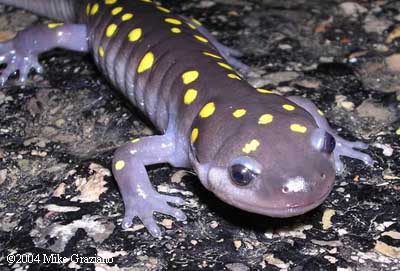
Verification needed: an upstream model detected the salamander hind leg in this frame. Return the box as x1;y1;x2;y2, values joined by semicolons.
179;15;251;74
112;136;187;237
288;96;374;173
0;23;88;85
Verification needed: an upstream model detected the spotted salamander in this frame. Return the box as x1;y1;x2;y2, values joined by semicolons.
0;0;374;237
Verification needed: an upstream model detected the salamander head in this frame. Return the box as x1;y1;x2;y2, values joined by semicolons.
189;95;336;217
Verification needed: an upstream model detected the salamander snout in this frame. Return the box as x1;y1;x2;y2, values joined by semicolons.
195;123;338;218
277;170;335;214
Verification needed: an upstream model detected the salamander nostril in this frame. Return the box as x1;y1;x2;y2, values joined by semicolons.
321;173;326;179
282;186;289;194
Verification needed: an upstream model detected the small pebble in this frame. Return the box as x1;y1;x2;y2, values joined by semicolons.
225;263;250;271
210;220;219;229
161;219;173;229
338;2;367;17
336;95;354;110
373;143;393;157
385;54;400;73
233;240;242;249
363;14;392;34
385;25;400;44
0;169;7;185
322;209;336;230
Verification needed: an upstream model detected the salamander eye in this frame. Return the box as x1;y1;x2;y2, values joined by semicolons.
230;164;256;186
322;133;336;154
229;156;262;186
311;128;336;154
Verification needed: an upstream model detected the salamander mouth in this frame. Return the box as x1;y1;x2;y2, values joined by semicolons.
222;187;333;218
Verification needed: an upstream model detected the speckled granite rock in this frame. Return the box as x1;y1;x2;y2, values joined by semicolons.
0;0;399;270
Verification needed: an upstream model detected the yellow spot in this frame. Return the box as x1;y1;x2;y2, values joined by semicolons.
90;3;99;16
137;52;154;73
290;124;307;134
191;128;199;144
86;3;91;15
141;0;152;2
171;27;181;33
217;62;233;70
194;35;208;43
258;114;273;125
47;23;64;29
282;104;296;111
187;23;196;30
111;7;123;15
232;109;246;118
192;17;202;26
105;0;117;4
121;13;134;21
157;6;171;13
242;139;260;154
257;88;273;94
396;128;400;136
128;28;142;42
318;109;324;116
165;18;182;25
203;52;222;59
106;23;118;38
115;160;125;171
199;102;216;118
131;138;140;143
184;89;198;105
182;70;199;85
228;73;241;80
99;46;105;58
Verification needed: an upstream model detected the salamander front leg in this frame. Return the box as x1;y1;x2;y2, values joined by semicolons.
0;23;88;85
112;135;186;237
288;96;374;173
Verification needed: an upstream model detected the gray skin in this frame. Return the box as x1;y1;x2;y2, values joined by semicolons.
0;0;373;237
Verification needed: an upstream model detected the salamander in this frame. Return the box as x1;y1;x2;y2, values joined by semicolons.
0;0;374;237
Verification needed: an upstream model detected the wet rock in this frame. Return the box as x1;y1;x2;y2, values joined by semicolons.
0;216;18;232
0;169;6;185
357;59;400;93
363;14;392;34
356;100;396;123
225;263;250;271
71;163;110;203
292;78;322;89
31;215;115;253
249;71;300;87
263;254;289;269
322;209;336;230
373;143;394;157
233;240;242;249
0;91;6;105
385;54;400;73
374;241;400;259
338;2;368;18
336;95;355;111
385;25;400;44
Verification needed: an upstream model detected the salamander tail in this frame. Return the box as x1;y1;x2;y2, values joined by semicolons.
0;0;79;22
